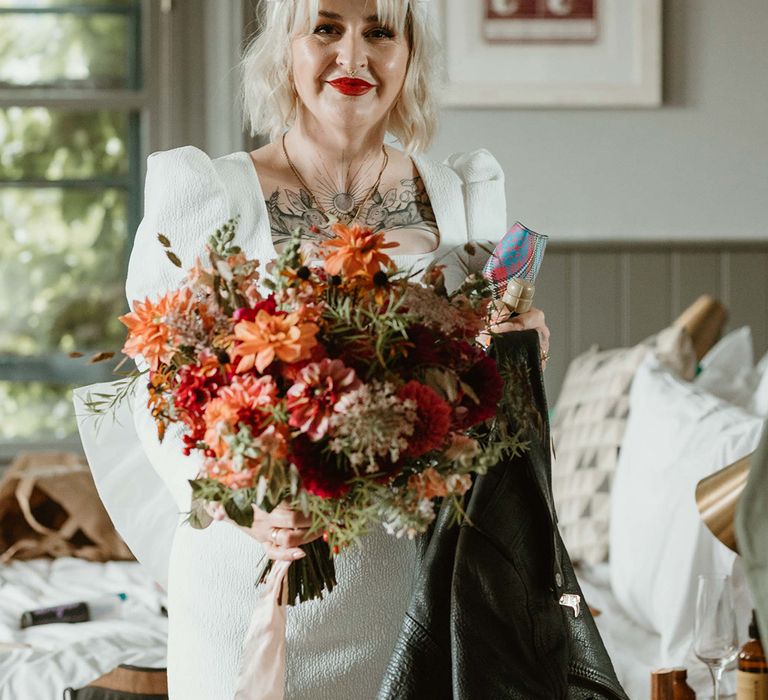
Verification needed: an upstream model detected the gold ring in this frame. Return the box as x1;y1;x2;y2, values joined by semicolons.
541;350;550;363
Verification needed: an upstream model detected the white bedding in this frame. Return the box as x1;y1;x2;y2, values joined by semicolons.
0;558;167;700
577;562;738;700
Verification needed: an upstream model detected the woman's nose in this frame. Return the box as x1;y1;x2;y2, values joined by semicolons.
336;32;368;74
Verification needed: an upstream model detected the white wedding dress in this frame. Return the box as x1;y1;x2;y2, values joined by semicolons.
75;145;506;699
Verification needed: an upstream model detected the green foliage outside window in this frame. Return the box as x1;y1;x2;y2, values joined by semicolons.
0;0;141;443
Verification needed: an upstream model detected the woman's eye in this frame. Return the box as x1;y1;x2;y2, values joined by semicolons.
367;27;395;39
313;23;338;35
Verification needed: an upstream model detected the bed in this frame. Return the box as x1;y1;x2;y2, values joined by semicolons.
0;557;166;700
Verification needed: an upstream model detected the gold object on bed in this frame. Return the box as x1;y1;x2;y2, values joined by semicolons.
673;294;728;362
695;452;751;553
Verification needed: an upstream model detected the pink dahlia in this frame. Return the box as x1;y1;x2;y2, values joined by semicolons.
397;381;452;457
286;358;361;440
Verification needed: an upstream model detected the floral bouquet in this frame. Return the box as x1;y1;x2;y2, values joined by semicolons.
89;218;524;605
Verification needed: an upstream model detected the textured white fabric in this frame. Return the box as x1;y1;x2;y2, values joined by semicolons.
550;326;696;565
0;558;166;700
75;145;506;700
609;354;762;661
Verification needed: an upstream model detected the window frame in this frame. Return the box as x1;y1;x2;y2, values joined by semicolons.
0;0;159;459
0;0;247;462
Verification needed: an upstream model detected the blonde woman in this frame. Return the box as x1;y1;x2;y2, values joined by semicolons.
91;0;549;697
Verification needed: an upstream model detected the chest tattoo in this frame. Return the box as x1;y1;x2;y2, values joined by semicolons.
266;176;438;247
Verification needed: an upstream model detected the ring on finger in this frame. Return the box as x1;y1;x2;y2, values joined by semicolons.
541;350;550;363
270;527;279;545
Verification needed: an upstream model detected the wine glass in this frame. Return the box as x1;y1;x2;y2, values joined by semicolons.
693;573;739;700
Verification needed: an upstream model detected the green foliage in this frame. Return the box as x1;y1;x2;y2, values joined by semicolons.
0;10;136;89
0;108;129;180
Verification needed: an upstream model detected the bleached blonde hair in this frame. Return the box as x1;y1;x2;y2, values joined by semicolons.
240;0;440;155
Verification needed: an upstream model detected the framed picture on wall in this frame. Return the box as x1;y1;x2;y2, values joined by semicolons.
436;0;662;107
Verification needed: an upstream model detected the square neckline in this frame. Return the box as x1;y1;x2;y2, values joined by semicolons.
237;150;445;262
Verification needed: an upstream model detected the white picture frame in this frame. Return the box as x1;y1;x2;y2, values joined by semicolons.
436;0;662;108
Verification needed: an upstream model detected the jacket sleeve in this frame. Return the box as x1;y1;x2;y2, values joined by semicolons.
443;148;507;243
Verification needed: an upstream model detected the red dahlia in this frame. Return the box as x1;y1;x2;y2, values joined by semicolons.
458;356;503;427
232;295;278;322
290;436;351;499
173;360;226;418
397;380;452;457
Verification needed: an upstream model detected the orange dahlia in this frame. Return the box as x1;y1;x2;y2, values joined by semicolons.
321;223;398;278
202;398;239;458
231;310;319;374
119;288;192;371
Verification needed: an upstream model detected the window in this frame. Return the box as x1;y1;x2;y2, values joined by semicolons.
0;0;146;452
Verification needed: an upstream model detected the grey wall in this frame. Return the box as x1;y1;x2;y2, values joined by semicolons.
428;0;768;242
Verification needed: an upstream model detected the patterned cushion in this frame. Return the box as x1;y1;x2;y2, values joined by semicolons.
551;326;697;564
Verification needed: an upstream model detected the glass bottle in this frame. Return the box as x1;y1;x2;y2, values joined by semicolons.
737;611;768;700
671;668;696;699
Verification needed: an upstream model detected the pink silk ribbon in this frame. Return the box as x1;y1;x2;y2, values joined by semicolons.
235;558;292;700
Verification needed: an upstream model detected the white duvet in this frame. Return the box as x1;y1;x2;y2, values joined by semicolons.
577;562;738;700
0;558;167;700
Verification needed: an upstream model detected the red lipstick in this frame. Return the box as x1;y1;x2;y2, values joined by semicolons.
328;78;374;96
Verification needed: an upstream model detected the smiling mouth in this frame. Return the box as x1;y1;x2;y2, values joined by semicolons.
327;78;375;96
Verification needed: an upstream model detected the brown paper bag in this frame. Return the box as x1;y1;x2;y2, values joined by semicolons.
0;451;133;563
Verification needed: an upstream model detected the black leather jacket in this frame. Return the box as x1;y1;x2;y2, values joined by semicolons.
379;331;630;700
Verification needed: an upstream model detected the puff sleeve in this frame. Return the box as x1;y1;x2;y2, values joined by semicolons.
444;148;507;243
74;148;232;588
125;146;230;311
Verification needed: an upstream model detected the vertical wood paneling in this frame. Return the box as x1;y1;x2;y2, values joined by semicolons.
673;252;722;318
571;252;622;355
626;252;673;343
536;252;570;402
540;245;768;404
726;251;768;355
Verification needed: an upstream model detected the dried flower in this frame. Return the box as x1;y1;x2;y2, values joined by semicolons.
329;381;417;473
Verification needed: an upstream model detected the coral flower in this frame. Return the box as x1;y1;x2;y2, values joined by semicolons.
218;374;278;413
204;456;259;490
232;309;319;373
321;223;398;278
408;467;449;500
119;288;192;371
203;398;239;457
286;358;361;440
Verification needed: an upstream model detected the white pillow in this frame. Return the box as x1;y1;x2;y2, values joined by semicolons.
610;354;764;662
694;326;755;406
750;351;768;416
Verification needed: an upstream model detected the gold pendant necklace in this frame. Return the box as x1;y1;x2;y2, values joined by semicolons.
281;132;389;227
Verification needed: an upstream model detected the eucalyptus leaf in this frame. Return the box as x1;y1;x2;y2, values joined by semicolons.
188;499;213;530
224;498;254;527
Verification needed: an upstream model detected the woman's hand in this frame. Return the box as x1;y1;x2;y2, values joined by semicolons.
480;303;551;369
209;501;322;562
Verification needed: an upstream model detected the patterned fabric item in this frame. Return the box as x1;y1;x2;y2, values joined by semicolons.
551;326;697;565
481;222;548;299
